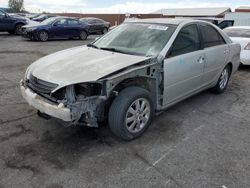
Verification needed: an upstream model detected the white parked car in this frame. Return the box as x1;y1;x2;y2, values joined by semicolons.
224;26;250;65
21;19;241;140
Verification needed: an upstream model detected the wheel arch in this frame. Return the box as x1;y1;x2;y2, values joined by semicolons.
14;22;25;27
80;29;89;35
38;29;50;38
108;76;158;111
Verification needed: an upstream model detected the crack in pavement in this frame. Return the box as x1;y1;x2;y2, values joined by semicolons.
0;124;32;143
0;113;36;125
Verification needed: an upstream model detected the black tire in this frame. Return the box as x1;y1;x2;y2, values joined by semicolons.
39;30;49;42
109;86;154;141
15;24;23;35
211;65;231;94
8;30;15;35
79;30;88;40
102;27;108;34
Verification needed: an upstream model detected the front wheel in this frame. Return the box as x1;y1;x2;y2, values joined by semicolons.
109;86;154;141
15;24;23;35
211;65;231;94
39;31;49;42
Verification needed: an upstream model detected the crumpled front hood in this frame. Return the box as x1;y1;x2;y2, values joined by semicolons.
28;46;151;90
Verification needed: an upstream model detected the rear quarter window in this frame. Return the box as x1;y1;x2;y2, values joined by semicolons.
200;24;226;48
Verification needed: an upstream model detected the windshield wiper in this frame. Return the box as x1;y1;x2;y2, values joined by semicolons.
100;47;146;56
87;43;99;49
100;47;125;53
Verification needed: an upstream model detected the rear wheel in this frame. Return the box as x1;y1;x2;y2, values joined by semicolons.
211;65;231;94
109;86;154;141
15;24;23;35
39;31;49;42
79;31;88;40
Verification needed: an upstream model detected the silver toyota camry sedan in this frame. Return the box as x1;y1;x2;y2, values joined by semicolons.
20;19;241;140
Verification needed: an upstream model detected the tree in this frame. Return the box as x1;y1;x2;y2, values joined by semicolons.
8;0;24;13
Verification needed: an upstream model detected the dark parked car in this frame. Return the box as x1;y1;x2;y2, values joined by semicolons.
80;17;110;34
22;17;90;41
26;13;42;20
0;9;28;34
32;14;56;22
198;18;234;29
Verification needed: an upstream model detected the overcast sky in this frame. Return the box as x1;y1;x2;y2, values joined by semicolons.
0;0;249;13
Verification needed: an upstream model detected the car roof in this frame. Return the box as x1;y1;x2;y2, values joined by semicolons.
80;17;103;20
126;18;195;25
53;16;76;20
225;26;250;30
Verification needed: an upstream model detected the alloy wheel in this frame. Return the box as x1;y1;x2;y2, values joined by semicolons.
39;31;48;41
219;68;229;90
125;98;151;134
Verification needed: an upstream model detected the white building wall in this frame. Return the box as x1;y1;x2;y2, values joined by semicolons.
225;12;250;26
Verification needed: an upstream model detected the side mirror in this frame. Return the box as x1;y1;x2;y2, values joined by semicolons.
4;13;9;18
53;23;58;27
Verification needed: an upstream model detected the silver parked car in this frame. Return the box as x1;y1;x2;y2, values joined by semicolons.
20;19;241;140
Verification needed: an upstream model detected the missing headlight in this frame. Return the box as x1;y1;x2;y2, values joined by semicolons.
75;83;102;97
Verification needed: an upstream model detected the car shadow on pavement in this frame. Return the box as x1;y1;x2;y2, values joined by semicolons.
239;64;250;72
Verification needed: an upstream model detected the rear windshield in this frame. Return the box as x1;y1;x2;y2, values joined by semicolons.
224;28;250;38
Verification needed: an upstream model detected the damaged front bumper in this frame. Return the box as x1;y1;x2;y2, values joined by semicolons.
20;82;72;122
20;80;107;127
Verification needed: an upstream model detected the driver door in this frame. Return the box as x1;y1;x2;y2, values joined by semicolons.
50;18;69;38
163;24;205;106
0;11;13;31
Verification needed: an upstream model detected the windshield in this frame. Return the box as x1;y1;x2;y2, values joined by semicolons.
35;14;46;19
224;28;250;38
93;23;176;56
41;17;58;25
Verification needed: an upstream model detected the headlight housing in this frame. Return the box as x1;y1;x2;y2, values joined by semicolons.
24;65;32;80
26;27;37;31
75;83;103;97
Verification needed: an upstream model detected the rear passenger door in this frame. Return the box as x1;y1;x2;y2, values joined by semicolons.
66;19;81;37
198;23;229;86
163;24;206;105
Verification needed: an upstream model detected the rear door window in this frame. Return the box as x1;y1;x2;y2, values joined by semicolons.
200;24;226;48
68;19;79;25
168;24;201;57
55;19;68;26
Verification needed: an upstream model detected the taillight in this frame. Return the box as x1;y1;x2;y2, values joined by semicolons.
244;42;250;50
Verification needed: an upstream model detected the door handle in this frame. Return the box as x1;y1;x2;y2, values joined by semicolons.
197;57;205;64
